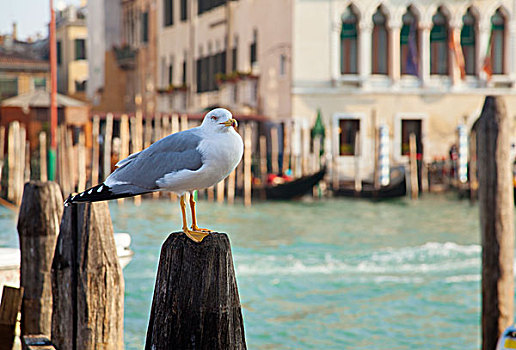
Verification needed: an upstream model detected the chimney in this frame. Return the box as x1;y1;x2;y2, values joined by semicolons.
12;22;17;40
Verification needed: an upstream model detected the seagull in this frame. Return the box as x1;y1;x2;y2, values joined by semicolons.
64;108;243;243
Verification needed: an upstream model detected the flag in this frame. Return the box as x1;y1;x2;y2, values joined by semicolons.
405;20;418;76
481;30;493;81
449;30;466;80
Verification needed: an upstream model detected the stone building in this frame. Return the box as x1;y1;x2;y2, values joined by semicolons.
56;3;89;100
0;23;49;102
156;0;516;180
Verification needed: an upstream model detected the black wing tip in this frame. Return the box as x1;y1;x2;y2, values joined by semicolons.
64;183;114;206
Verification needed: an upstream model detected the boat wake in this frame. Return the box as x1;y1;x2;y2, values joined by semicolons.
234;242;484;284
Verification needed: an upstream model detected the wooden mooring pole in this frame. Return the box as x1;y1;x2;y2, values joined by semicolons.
51;202;124;350
476;96;514;350
17;181;63;337
145;232;246;350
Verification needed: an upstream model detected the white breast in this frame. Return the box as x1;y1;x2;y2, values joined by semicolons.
156;128;243;194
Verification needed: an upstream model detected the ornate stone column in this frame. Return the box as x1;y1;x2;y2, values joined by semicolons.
419;22;431;87
359;21;372;86
389;23;401;85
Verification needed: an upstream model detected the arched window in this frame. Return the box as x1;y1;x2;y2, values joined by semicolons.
340;6;358;74
491;8;506;74
371;7;388;74
400;7;419;75
430;7;449;75
461;8;477;75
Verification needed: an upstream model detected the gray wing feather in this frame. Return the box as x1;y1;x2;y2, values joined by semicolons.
106;128;203;190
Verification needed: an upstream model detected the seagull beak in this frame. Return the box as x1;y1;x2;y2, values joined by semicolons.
221;119;238;128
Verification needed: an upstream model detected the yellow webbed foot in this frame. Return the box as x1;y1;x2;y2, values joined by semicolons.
191;225;213;233
183;228;209;243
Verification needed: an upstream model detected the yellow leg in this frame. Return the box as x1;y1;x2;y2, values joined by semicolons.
180;194;208;243
189;192;213;233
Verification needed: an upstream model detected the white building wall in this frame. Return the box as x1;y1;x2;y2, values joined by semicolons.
87;0;121;103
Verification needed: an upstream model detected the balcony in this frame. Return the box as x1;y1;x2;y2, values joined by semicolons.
113;45;137;70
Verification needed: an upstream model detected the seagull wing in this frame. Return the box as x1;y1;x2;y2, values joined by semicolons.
65;128;203;204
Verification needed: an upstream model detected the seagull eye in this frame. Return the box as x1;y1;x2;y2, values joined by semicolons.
211;116;218;121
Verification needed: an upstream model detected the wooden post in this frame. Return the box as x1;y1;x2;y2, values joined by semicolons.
77;131;86;192
91;115;100;186
7;122;18;202
39;132;48;182
65;128;75;193
469;130;478;202
17;125;26;204
51;202;124;350
477;96;514;350
162;115;170;138
17;181;63;337
354;131;361;193
144;116;152;149
244;124;252;207
0;286;24;350
282;122;291;175
24;140;31;183
216;180;225;203
0;126;4;193
145;232;246;350
180;114;189;131
259;135;267;186
103;113;114;181
271;127;279;175
409;133;419;199
227;170;235;205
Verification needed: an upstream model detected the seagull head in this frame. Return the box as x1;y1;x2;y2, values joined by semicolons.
201;108;238;132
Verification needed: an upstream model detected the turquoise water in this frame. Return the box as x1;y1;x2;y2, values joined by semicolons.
0;195;494;348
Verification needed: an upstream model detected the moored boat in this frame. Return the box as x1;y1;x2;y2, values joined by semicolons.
334;166;407;199
260;167;327;200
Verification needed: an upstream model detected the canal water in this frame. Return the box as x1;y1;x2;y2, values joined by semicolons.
0;194;497;348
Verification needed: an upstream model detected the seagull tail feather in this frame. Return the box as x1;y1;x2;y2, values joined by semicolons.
64;183;153;206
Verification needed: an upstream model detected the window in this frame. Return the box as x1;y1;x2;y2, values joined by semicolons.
461;8;477;75
371;7;388;75
340;6;358;74
75;39;86;60
0;77;18;100
142;12;149;43
401;119;422;156
232;36;238;72
280;54;286;76
168;64;173;85
491;8;506;74
57;41;62;65
181;0;187;21
164;0;173;26
430;8;449;75
196;50;226;92
400;7;418;75
339;119;360;156
182;60;187;85
75;80;87;92
198;0;226;15
250;30;257;67
33;77;46;89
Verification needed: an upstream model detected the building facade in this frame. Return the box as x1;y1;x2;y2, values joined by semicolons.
56;4;89;100
292;0;516;179
0;24;50;102
157;0;516;180
156;0;292;119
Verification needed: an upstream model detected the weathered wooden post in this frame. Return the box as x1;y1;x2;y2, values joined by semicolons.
17;181;63;337
51;202;124;350
476;96;514;350
0;286;24;350
145;232;246;350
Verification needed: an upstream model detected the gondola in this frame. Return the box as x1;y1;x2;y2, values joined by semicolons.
261;167;327;200
334;166;407;199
